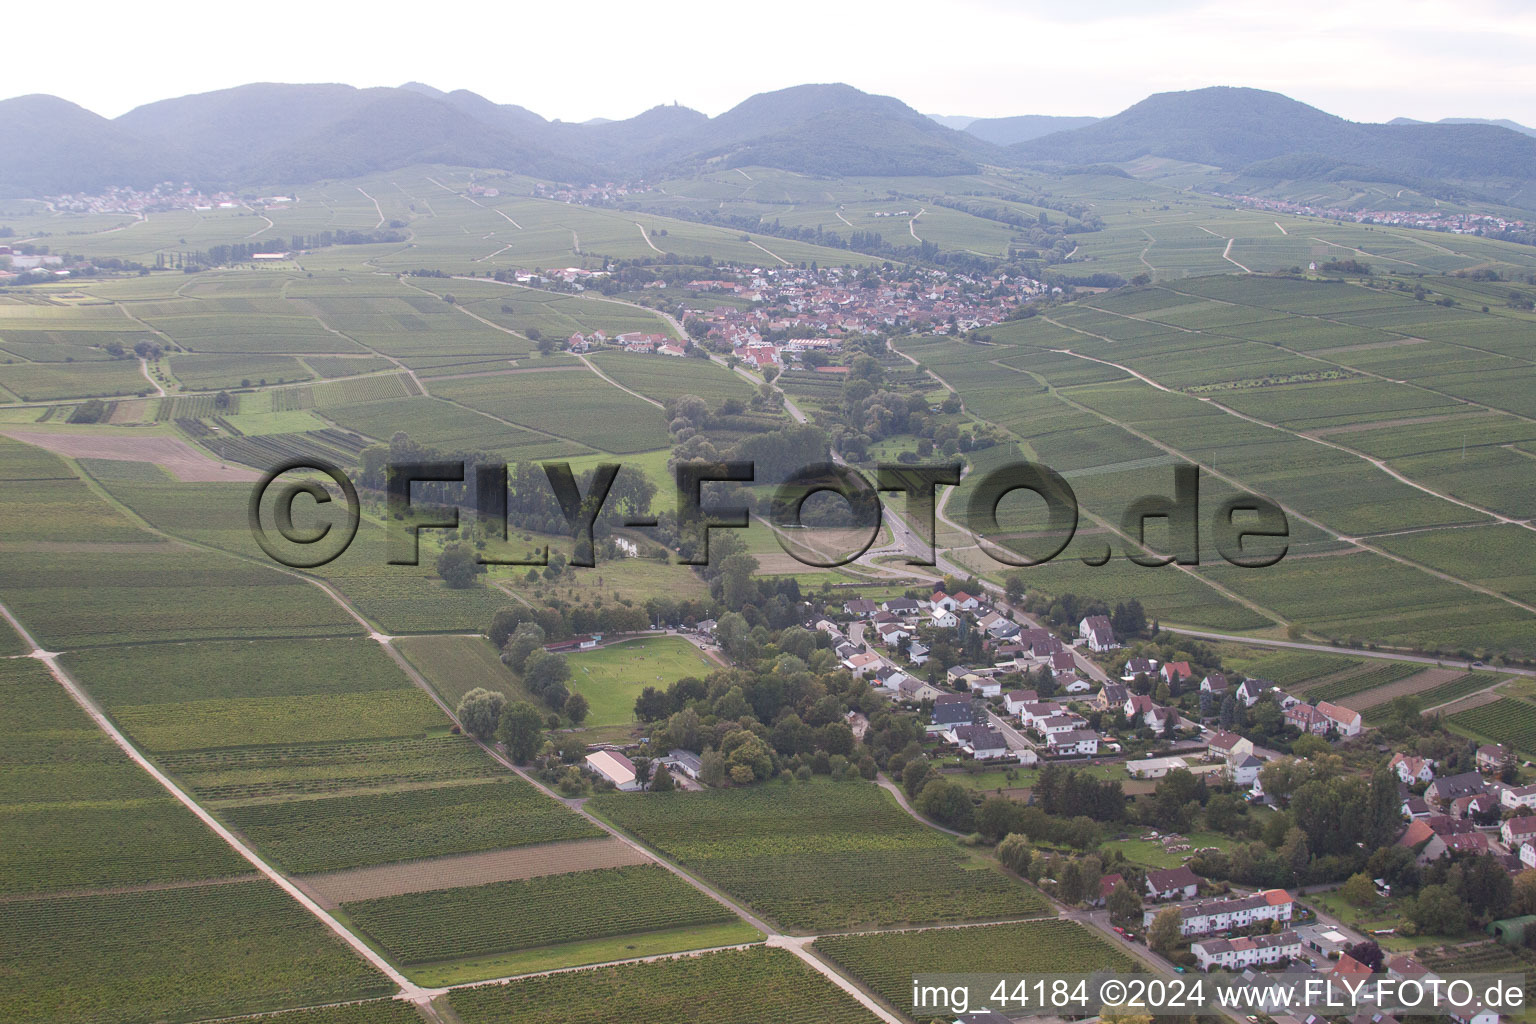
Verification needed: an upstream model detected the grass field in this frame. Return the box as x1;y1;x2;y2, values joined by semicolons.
814;919;1140;1016
566;637;719;727
444;947;881;1024
591;780;1050;932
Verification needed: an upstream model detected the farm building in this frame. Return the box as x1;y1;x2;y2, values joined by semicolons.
585;750;641;791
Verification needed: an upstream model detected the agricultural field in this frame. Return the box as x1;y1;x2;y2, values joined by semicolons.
1298;661;1423;703
0;547;362;648
814;919;1140;1016
591;780;1050;932
0;881;393;1024
219;779;602;873
587;350;753;405
430;367;671;453
236;1004;426;1024
341;864;737;967
565;637;719;727
155;735;506;802
0;657;248;894
445;947;882;1024
169;352;312;389
0;358;152;400
1448;697;1536;755
397;633;535;709
0;434;161;544
1221;648;1365;686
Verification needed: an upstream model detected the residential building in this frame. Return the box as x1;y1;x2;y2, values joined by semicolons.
1234;678;1266;707
1079;615;1119;652
1122;657;1158;681
1146;866;1201;901
1502;815;1536;847
1201;672;1229;694
660;749;703;780
1142;889;1294;936
1002;690;1039;716
1428;771;1488;811
1228;754;1263;787
1162;661;1194;686
1206;730;1255;762
1047;729;1100;756
1127;756;1191;779
1477;744;1511;772
1317;700;1363;737
1389;753;1435;785
929;699;984;733
1095;683;1129;711
1192;931;1301;971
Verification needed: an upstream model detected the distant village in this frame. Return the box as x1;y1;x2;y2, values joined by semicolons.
1228;194;1530;239
517;262;1049;369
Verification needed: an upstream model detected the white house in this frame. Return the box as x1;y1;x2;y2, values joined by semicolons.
1002;690;1039;716
951;591;982;612
1127;756;1189;779
1227;754;1263;787
585;750;641;791
1192;931;1301;971
1146;866;1201;901
1201;672;1229;694
1521;842;1536;870
1317;700;1363;737
1502;815;1536;847
1389;753;1435;785
930;590;958;612
1079;614;1119;652
843;652;883;678
1047;729;1100;756
959;673;1003;698
1036;714;1081;737
931;608;958;629
1143;889;1294;937
1234;678;1265;706
1502;783;1536;811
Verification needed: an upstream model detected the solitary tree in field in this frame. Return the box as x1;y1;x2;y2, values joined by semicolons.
563;691;590;725
436;543;480;588
496;701;545;764
456;687;506;741
651;764;675;791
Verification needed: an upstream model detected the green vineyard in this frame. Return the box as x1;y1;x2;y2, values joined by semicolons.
815;919;1140;1016
344;864;736;964
446;947;880;1024
1449;697;1536;754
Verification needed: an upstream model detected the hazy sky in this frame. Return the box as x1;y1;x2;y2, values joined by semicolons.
6;0;1535;125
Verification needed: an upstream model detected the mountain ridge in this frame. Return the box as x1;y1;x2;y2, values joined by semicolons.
4;82;1536;195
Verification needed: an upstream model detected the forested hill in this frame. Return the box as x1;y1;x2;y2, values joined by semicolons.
1013;86;1536;184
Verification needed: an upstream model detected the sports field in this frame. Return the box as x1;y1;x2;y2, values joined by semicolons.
565;636;720;727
